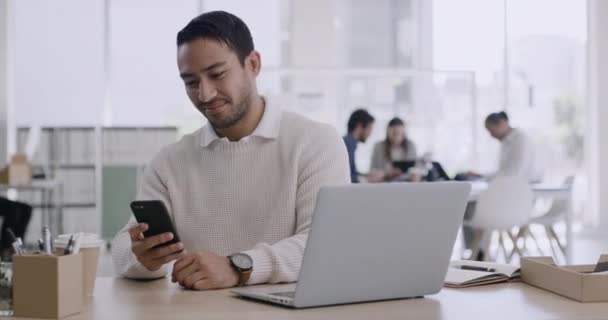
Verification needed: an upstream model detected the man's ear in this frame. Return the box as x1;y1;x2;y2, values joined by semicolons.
245;50;262;76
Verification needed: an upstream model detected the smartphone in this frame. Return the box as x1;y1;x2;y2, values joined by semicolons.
130;200;181;249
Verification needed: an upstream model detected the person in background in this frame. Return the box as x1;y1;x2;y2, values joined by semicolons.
369;117;417;182
343;109;382;183
466;111;538;182
462;111;537;260
0;197;32;260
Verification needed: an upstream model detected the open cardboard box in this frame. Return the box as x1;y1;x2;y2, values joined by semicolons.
0;153;32;185
13;253;83;318
521;255;608;302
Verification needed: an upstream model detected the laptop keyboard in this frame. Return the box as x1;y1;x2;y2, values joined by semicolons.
270;291;295;299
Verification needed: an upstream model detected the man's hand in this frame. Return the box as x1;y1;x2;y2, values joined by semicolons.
171;251;239;290
129;223;185;271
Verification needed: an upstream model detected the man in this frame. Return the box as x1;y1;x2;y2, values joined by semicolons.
343;109;380;183
466;111;538;181
112;11;349;290
0;197;32;260
462;111;537;260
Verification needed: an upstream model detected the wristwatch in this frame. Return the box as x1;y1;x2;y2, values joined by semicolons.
228;253;253;286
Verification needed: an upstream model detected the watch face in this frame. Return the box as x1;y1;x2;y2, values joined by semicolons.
231;253;253;270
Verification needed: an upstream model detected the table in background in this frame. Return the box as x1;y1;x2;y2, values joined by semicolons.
25;277;607;320
468;181;574;263
0;179;64;235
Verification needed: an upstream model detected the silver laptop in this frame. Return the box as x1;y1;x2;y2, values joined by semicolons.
232;182;471;308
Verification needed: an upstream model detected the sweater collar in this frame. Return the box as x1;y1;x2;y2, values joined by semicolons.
199;97;281;148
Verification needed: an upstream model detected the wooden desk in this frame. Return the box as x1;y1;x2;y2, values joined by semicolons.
32;277;607;320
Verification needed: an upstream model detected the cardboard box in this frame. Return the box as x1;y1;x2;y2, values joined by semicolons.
521;256;608;302
0;153;32;185
8;153;32;186
13;254;84;318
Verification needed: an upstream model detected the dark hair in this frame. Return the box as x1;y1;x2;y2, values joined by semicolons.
384;117;408;161
177;11;254;65
347;109;375;133
485;111;509;125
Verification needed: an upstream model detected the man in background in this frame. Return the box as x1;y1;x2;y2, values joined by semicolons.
0;197;32;260
465;111;538;182
343;109;383;183
462;111;538;260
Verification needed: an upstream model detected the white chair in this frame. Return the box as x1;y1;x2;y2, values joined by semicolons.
466;176;534;262
519;176;574;259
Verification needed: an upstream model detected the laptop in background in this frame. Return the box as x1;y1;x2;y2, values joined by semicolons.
393;160;451;181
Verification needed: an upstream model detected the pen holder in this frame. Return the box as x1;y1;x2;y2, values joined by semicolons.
13;253;83;319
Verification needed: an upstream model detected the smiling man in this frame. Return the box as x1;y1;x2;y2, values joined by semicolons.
111;11;350;290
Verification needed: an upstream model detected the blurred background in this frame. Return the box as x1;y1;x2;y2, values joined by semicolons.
1;0;606;268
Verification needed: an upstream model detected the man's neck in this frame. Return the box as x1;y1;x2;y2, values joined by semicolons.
214;95;265;142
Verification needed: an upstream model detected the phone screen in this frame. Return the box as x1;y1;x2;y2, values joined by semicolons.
130;200;181;248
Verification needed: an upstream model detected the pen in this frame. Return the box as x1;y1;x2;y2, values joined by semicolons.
12;238;25;256
43;227;52;255
6;228;24;256
72;232;83;254
458;265;496;273
38;239;45;252
64;234;75;255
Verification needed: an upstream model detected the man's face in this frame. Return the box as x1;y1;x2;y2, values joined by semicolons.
359;123;374;143
485;121;508;140
177;38;260;129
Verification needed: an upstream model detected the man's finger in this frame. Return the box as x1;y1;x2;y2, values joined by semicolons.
184;272;207;289
154;250;186;267
147;242;184;260
140;232;174;251
174;262;200;285
128;223;148;241
192;278;214;291
173;255;196;275
131;241;147;257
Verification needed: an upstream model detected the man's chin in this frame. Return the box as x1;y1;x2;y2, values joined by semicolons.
206;115;240;130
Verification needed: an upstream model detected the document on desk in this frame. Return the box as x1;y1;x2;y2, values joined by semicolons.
444;260;521;288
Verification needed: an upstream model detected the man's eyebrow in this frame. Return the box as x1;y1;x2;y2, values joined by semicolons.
180;61;227;79
202;61;227;72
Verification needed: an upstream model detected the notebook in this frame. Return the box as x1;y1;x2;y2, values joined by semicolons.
444;260;521;288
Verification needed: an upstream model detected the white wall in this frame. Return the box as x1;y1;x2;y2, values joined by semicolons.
203;0;281;68
107;0;200;127
14;0;105;126
12;0;283;131
0;0;8;162
290;0;338;67
587;0;608;231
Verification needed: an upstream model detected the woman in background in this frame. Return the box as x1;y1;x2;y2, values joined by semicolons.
369;117;417;181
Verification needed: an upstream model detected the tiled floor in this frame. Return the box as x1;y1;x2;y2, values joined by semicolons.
96;228;608;277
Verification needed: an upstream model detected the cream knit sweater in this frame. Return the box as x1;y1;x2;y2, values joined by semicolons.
111;104;350;284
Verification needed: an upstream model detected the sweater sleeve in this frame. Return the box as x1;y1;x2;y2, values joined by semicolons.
242;125;350;284
111;151;174;279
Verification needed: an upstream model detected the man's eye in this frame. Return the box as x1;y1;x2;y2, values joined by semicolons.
185;81;198;88
211;71;225;79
